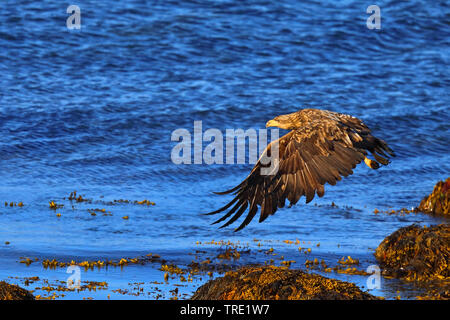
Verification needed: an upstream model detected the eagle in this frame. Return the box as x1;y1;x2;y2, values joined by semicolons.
205;108;395;231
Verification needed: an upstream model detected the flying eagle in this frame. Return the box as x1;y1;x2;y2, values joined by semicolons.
205;108;395;231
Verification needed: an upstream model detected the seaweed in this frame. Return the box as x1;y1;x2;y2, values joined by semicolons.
0;281;35;300
191;265;379;300
417;178;450;216
375;224;449;281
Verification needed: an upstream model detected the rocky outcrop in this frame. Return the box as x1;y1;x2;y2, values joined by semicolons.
192;265;379;300
417;178;450;216
375;224;449;282
0;281;35;300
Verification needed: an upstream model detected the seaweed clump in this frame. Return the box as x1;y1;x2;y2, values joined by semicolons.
375;224;449;281
417;178;450;216
0;281;35;300
416;286;450;300
192;265;379;300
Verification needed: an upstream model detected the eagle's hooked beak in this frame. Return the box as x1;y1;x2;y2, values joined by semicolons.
266;119;278;128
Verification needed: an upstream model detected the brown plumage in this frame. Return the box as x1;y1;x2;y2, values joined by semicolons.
205;108;395;231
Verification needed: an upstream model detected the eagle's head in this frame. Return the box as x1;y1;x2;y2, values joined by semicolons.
266;113;298;130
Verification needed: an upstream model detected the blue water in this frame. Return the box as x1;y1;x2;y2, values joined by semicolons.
0;0;449;300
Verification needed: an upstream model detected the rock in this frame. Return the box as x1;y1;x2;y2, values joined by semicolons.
0;281;35;300
192;265;379;300
417;178;450;216
375;224;449;281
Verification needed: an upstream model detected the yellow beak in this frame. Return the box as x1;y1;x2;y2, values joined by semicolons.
266;120;278;128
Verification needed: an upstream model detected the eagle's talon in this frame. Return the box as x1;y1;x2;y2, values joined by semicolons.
364;157;380;169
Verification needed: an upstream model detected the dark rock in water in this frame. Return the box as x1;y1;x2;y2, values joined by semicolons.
192;266;379;300
0;281;35;300
417;178;450;216
375;224;449;282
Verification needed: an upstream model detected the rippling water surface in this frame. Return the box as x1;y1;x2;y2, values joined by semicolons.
0;0;449;300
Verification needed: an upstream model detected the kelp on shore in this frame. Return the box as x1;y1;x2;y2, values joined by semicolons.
375;224;449;282
0;281;34;300
192;265;380;300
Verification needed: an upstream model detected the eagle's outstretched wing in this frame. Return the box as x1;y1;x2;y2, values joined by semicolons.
204;114;394;231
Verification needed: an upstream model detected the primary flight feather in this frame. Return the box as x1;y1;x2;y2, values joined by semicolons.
205;108;395;231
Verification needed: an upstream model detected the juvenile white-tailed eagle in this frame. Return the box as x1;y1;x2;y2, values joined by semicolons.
205;108;395;231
